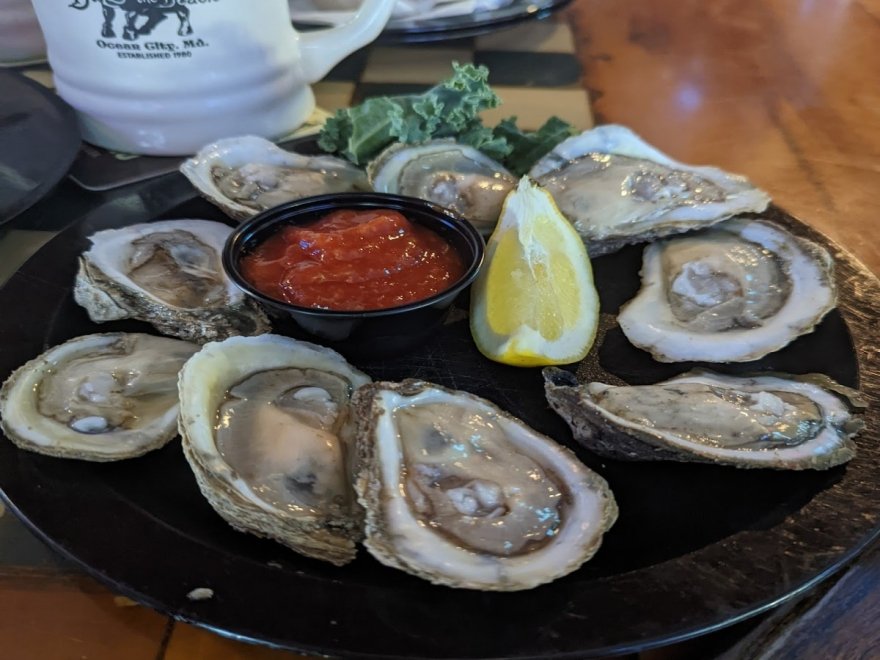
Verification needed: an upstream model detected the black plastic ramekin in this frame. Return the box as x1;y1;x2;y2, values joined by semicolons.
222;193;485;358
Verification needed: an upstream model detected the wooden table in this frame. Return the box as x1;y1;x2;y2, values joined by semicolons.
1;1;879;657
564;1;880;657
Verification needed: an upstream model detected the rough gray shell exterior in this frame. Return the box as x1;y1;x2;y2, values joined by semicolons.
176;334;371;567
181;437;363;567
351;379;618;590
528;125;771;256
616;218;838;363
0;333;191;461
543;368;863;470
75;257;270;344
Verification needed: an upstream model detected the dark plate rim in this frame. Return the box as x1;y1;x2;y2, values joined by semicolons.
0;69;81;225
0;170;877;658
294;0;573;43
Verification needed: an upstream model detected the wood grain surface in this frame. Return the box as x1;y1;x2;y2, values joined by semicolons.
565;1;880;657
567;0;880;276
1;1;879;658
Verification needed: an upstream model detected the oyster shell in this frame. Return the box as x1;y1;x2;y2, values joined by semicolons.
617;218;836;362
74;219;270;344
180;135;370;220
544;368;865;470
368;140;516;234
529;125;771;255
178;334;371;566
0;333;198;461
353;379;617;590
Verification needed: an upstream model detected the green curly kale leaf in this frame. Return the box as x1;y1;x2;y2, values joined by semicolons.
317;63;576;172
318;63;500;165
491;116;578;176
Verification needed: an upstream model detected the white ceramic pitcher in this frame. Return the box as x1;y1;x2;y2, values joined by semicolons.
29;0;395;155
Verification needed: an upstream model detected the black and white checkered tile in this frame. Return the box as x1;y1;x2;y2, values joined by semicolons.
12;16;590;190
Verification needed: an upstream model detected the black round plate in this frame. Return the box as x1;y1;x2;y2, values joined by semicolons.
0;174;878;658
0;70;80;224
295;0;573;44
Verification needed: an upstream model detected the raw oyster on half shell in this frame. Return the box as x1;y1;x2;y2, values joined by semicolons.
544;368;865;470
528;125;771;255
181;135;370;220
0;333;198;461
74;219;270;344
617;218;836;363
368;140;516;234
178;334;371;566
352;379;617;590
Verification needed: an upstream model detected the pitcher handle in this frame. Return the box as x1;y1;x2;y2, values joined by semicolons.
298;0;396;84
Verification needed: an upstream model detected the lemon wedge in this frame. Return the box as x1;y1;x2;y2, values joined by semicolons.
470;176;599;366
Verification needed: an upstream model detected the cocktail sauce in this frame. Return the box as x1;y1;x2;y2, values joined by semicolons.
240;208;466;311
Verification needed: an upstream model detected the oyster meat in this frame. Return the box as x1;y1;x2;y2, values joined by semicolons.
544;368;865;470
74;219;270;344
181;135;370;220
353;380;617;590
0;333;198;461
368;140;516;234
178;334;371;566
528;125;771;255
617;218;836;362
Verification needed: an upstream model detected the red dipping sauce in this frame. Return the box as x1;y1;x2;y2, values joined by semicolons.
239;208;467;311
